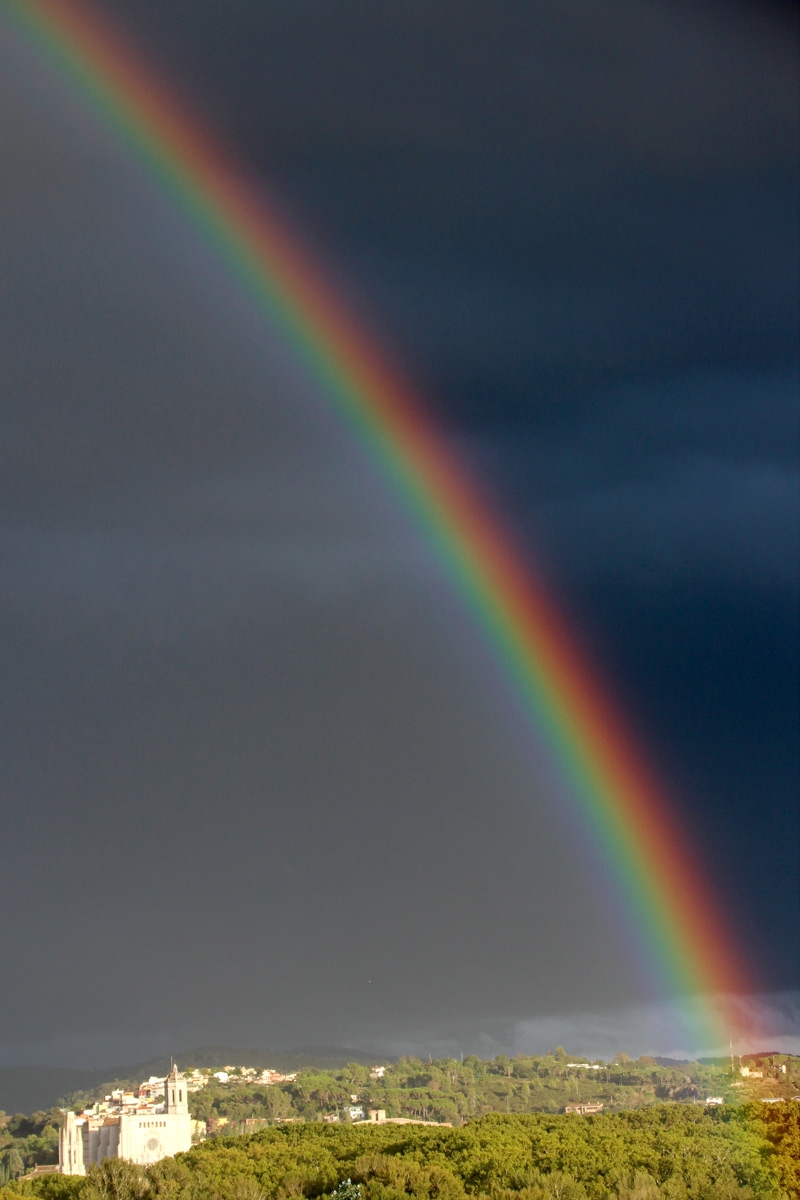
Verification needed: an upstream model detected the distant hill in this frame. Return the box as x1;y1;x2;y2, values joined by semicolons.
0;1046;387;1114
0;1067;105;1117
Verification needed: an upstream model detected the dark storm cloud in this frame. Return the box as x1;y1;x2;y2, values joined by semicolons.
108;0;796;167
0;0;797;1067
542;452;798;585
456;368;800;586
105;0;798;405
0;14;646;1063
344;168;798;387
362;992;800;1063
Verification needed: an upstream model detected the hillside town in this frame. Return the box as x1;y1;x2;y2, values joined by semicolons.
1;1050;797;1185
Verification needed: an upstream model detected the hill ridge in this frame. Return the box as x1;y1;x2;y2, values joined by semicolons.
0;1046;387;1114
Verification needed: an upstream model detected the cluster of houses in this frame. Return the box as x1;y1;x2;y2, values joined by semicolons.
56;1060;391;1172
329;1108;446;1128
58;1061;300;1175
59;1065;197;1175
204;1066;298;1086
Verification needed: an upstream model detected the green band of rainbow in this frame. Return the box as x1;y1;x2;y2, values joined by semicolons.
5;0;756;1049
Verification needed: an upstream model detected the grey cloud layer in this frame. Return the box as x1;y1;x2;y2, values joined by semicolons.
0;0;797;1066
0;456;429;642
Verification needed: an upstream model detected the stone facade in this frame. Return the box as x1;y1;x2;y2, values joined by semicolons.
59;1064;192;1174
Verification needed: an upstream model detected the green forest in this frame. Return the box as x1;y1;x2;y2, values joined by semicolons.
0;1105;798;1200
1;1054;798;1197
182;1054;800;1132
0;1113;62;1186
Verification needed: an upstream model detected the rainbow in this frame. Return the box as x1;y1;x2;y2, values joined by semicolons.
5;0;756;1048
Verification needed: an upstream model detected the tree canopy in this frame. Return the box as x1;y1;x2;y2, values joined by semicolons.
2;1104;797;1200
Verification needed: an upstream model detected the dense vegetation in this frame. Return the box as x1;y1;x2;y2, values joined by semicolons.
0;1113;62;1184
184;1054;800;1132
0;1104;797;1200
1;1054;796;1195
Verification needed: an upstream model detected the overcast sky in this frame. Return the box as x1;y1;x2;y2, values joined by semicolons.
0;0;797;1068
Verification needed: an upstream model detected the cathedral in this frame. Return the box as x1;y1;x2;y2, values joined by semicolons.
59;1064;193;1174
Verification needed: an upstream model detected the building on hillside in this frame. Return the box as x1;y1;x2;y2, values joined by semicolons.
137;1077;166;1100
563;1103;604;1115
59;1064;192;1174
21;1166;60;1181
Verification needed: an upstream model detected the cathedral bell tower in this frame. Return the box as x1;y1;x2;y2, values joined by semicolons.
165;1063;188;1115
